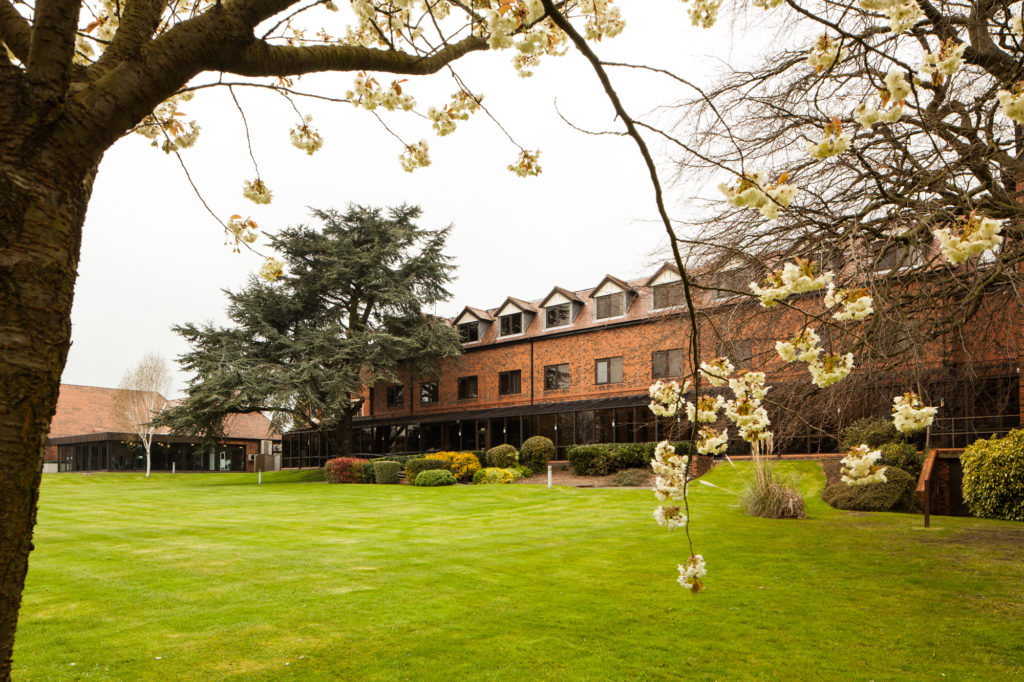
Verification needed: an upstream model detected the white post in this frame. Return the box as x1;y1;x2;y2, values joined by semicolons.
258;470;262;485
172;462;175;474
547;465;552;489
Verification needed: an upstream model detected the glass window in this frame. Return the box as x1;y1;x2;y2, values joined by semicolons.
499;313;522;336
652;348;684;378
595;292;626;319
458;376;478;400
458;321;479;343
545;303;571;328
420;381;439;404
652;281;684;309
386;384;404;407
717;340;753;370
713;267;758;301
544;363;570;390
499;370;521;395
595;357;624;385
874;243;921;273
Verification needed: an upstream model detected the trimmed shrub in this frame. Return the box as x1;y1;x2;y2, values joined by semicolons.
324;457;364;484
962;430;1024;521
840;417;902;450
472;467;517;484
373;460;401;484
520;436;556;471
486;443;519;468
608;468;651;487
405;458;449;484
568;441;696;476
511;465;533;479
568;444;613;475
470;450;487;467
426;451;481;482
360;461;376;483
821;466;917;512
879;442;923;480
414;469;456;487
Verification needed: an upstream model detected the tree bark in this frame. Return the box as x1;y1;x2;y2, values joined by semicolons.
0;69;97;679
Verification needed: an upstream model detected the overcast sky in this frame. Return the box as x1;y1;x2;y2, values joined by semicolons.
61;1;762;397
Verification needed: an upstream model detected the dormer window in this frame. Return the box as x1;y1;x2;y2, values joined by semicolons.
499;313;522;336
873;242;922;274
595;292;626;319
458;321;479;343
652;281;684;310
545;303;571;328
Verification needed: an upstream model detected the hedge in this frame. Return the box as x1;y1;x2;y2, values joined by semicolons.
821;466;917;512
839;417;902;450
472;467;517;484
486;444;519;468
324;457;365;484
879;442;922;480
360;461;376;483
520;436;555;471
373;460;401;484
567;441;697;475
962;430;1024;521
405;458;450;484
426;451;481;481
414;469;456;487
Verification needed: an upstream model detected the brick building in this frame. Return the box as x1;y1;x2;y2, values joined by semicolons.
47;384;279;472
282;261;1023;468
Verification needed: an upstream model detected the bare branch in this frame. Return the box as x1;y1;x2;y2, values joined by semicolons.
0;0;31;63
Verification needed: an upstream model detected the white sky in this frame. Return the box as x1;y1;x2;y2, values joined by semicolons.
62;1;762;397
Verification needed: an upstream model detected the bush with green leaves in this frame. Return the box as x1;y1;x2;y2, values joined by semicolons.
414;469;456;487
511;465;533;479
405;458;449;484
961;430;1024;521
608;468;651;487
324;457;365;484
567;442;696;475
879;442;923;481
372;460;401;485
360;461;376;483
821;466;918;513
839;417;902;450
472;467;517;484
486;443;519;468
519;436;555;471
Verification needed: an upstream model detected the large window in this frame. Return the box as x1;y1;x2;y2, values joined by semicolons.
386;385;404;407
717;340;753;370
499;313;523;336
544;363;571;390
595;292;626;319
652;348;684;378
458;376;478;400
499;370;522;395
595;357;624;385
873;243;922;273
545;303;571;328
420;381;439;404
652;281;684;310
713;266;758;301
458;321;479;343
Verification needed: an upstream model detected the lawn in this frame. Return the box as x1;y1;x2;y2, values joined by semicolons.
13;462;1024;680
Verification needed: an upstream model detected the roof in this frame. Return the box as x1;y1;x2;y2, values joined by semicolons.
455;306;495;323
48;384;278;442
594;274;638;294
644;262;681;286
540;286;585;307
501;296;540;314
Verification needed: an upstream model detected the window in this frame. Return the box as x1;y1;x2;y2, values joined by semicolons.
544;363;571;390
499;313;522;336
458;321;479;343
458;376;478;400
595;357;624;385
717;340;753;370
545;303;571;328
652;348;684;378
873;243;922;273
595;292;626;319
652;281;684;310
420;381;438;404
499;370;522;395
386;385;404;407
712;266;758;301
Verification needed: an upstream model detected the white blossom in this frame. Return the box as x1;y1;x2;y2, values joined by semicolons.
918;39;966;84
699;357;734;387
997;88;1024;124
242;178;273;205
934;214;1004;264
399;140;431;172
653;505;688;529
884;69;912;103
824;283;875;321
688;0;722;29
687;394;725;423
750;260;833;307
807;35;846;73
696;426;729;455
892;391;939;434
840;445;888;485
854;102;903;127
807;352;854;387
289;116;324;155
648;379;690;418
508;149;542;177
719;172;798;220
259;258;284;280
677;555;707;592
776;327;822;364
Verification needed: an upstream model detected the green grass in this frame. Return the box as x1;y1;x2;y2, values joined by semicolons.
13;462;1024;680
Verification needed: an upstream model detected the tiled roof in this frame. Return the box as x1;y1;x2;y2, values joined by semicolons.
49;384;277;441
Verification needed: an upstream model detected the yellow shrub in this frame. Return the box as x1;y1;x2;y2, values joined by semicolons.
426;451;481;482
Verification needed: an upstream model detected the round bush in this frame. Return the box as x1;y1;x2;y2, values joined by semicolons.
472;467;516;484
879;442;922;481
520;436;555;471
372;460;401;485
962;430;1024;521
405;458;449;484
821;466;917;512
486;443;519;468
324;457;364;484
839;417;902;450
414;469;456;487
426;451;481;481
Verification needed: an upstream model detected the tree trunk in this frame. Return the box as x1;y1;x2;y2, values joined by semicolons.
0;77;96;674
